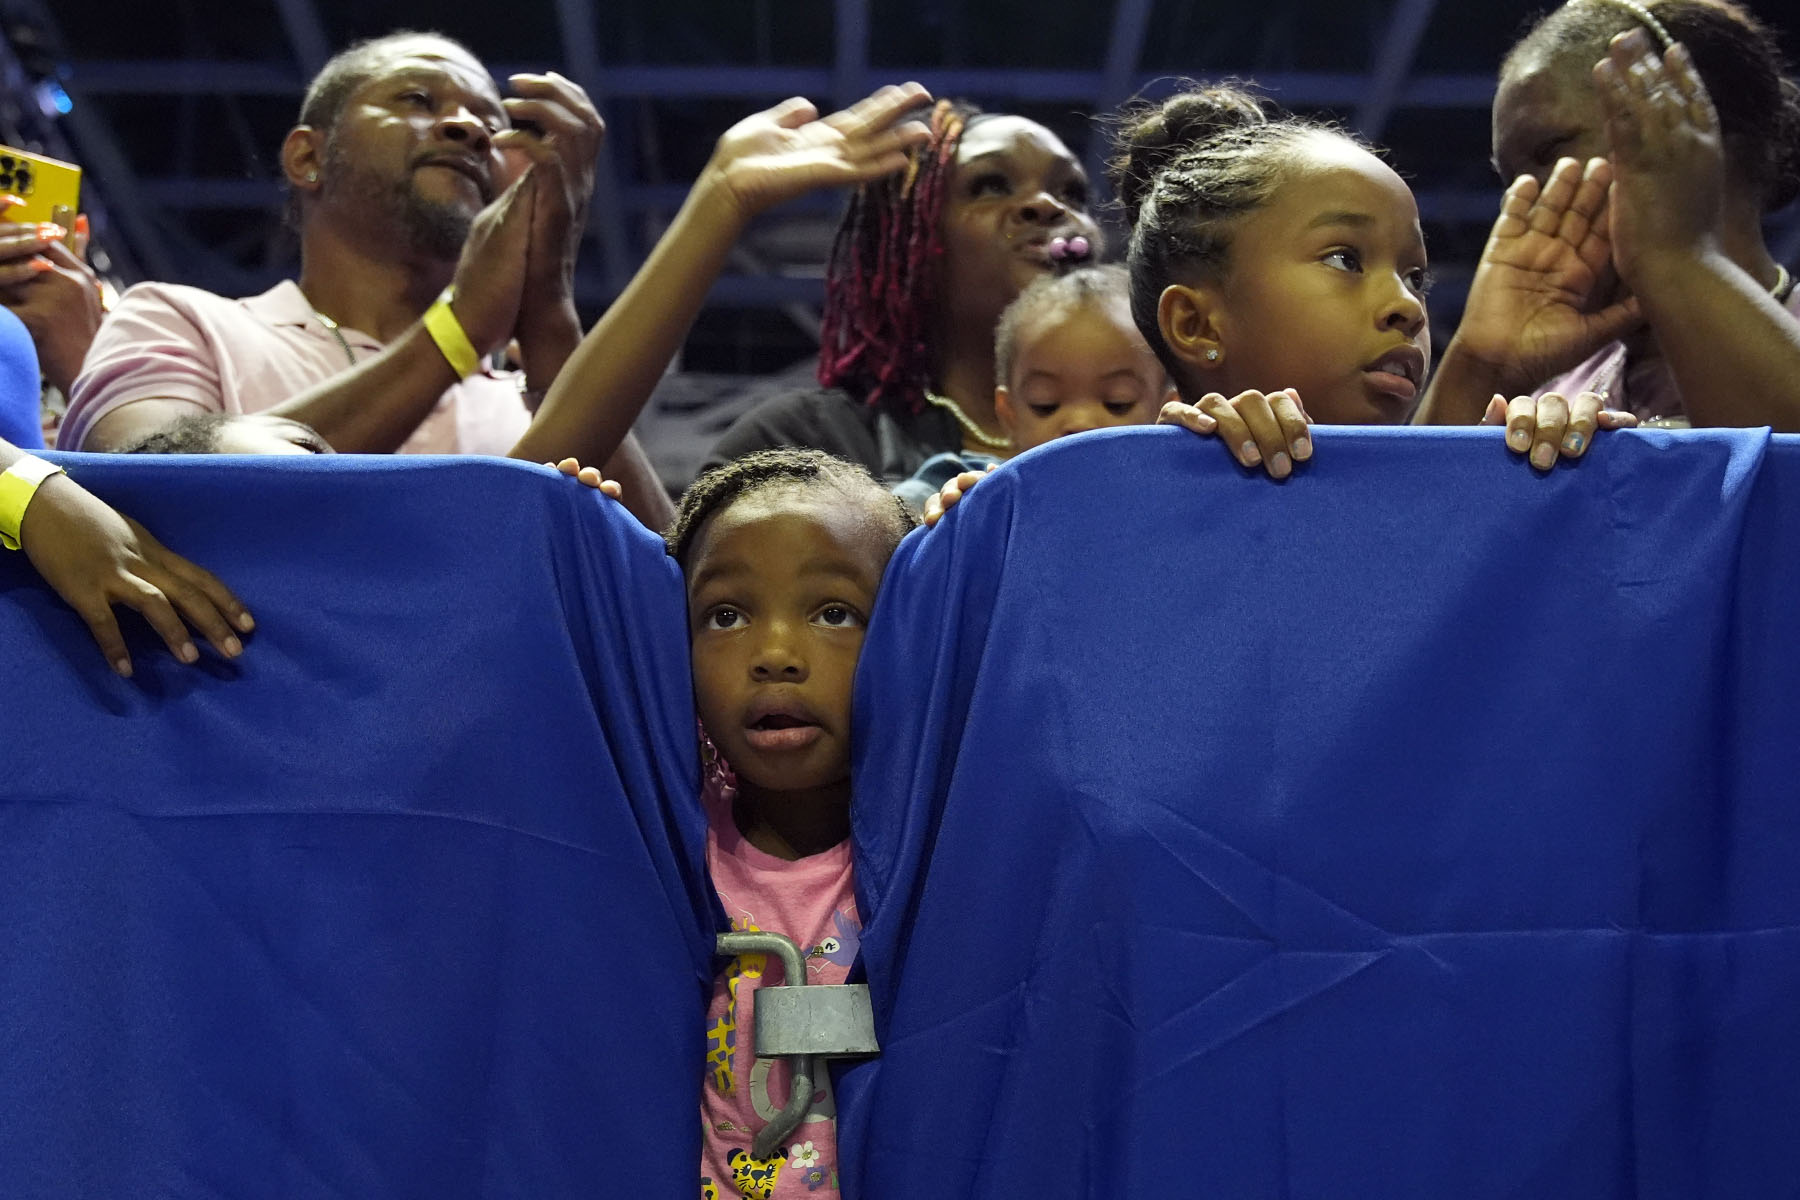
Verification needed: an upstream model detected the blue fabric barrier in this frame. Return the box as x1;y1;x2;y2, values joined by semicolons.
841;427;1800;1200
0;307;45;449
0;455;711;1199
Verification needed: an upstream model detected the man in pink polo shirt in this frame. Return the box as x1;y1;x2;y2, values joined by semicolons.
64;30;670;527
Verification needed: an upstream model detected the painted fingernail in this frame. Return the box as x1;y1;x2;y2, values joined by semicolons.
1269;451;1292;478
1292;435;1312;460
28;259;52;273
1531;443;1556;470
236;611;256;631
0;194;22;207
180;642;199;663
224;635;243;657
1240;442;1261;467
35;223;65;241
1562;431;1584;454
113;658;133;678
74;214;89;237
1508;428;1531;451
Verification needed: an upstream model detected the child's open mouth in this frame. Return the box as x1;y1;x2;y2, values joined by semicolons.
744;712;824;752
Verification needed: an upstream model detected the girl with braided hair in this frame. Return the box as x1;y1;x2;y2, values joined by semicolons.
1416;0;1800;452
705;102;1104;485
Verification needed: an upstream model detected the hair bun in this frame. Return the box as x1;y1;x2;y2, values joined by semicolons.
1106;82;1271;226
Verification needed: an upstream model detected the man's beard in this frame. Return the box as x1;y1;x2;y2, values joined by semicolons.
320;140;472;261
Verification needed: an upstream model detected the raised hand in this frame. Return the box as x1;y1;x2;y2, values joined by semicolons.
1158;388;1313;481
496;72;602;342
702;83;932;221
1453;156;1643;394
17;472;253;676
447;171;537;357
1594;30;1726;289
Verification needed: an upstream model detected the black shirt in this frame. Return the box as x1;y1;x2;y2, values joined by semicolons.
703;386;963;485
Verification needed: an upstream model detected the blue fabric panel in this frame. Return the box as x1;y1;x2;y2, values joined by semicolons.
841;427;1800;1200
0;306;44;449
0;455;711;1199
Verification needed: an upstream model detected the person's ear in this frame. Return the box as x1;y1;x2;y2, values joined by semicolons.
994;385;1018;435
1157;282;1228;373
282;126;326;196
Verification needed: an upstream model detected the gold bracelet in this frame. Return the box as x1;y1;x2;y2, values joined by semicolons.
0;454;66;551
422;287;482;380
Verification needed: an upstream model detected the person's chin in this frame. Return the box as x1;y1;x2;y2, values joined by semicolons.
728;746;846;795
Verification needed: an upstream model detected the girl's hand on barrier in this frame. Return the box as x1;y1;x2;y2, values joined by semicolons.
922;466;994;527
1158;388;1312;481
19;474;253;676
1482;391;1638;470
545;456;622;498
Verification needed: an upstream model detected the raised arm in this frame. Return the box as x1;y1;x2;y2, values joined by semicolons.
1596;31;1800;431
508;84;931;476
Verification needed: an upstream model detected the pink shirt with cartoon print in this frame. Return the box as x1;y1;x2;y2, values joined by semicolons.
700;770;860;1200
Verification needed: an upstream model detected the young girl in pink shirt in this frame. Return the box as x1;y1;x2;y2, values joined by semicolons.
666;448;911;1198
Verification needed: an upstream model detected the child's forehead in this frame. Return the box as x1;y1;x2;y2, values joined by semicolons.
689;486;896;580
1265;135;1423;236
1013;294;1145;358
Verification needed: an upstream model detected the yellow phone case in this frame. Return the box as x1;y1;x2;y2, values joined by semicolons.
0;145;81;225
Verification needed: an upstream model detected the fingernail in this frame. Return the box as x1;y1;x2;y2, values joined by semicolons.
1269;451;1292;478
28;259;52;273
236;611;256;631
1241;442;1261;467
113;658;133;678
0;194;22;207
1531;443;1556;470
1508;428;1531;451
180;642;199;663
74;214;89;236
1562;431;1584;454
35;223;65;241
224;635;243;657
1292;435;1312;460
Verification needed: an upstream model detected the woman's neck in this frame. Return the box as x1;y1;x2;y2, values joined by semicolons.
734;779;851;861
932;316;1007;450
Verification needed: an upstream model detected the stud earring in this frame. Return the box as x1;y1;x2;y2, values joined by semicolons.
306;172;318;182
1205;349;1219;362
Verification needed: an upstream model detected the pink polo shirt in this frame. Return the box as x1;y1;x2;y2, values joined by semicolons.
62;279;530;453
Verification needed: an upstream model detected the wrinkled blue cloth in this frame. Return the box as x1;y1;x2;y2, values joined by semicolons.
0;306;44;449
0;455;711;1199
840;426;1800;1200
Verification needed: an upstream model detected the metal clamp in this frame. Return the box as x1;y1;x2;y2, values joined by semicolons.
715;930;881;1161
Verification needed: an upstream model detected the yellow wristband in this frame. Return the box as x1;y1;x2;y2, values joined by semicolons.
422;287;482;380
0;454;66;551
